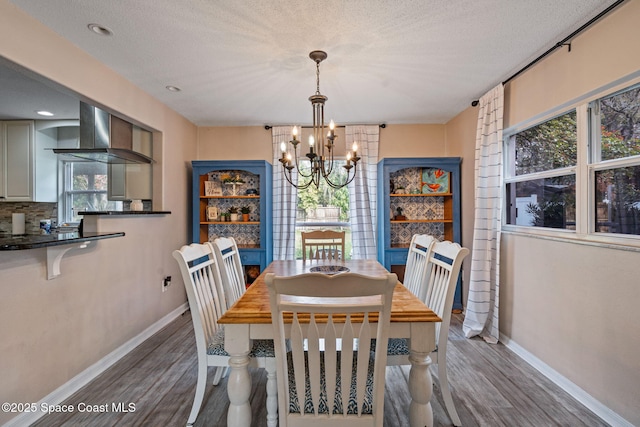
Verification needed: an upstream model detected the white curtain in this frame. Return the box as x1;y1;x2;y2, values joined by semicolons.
346;125;379;260
462;84;504;344
271;126;297;260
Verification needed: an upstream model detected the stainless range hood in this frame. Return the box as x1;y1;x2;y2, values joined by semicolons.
53;102;153;164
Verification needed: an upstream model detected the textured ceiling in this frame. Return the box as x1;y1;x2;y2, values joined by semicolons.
2;0;622;126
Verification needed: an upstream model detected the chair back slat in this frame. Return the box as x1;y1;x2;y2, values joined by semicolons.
324;316;338;416
266;272;396;426
301;230;346;262
290;313;307;416
403;234;436;300
212;237;246;308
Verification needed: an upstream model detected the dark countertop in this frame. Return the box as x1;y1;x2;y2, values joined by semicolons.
0;231;125;250
78;211;171;215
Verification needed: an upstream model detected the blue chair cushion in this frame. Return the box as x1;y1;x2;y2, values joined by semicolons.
287;351;374;415
207;328;275;357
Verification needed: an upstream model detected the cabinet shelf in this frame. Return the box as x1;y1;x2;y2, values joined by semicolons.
201;221;260;225
390;193;452;197
200;195;260;199
391;219;452;224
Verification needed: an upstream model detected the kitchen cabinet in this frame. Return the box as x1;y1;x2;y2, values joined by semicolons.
108;125;153;201
0;120;63;202
377;157;463;310
1;121;34;201
191;160;272;278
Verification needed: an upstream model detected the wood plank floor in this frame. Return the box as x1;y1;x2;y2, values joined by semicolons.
32;311;609;427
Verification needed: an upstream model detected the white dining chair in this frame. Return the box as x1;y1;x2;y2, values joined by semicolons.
384;240;469;426
301;230;346;261
403;234;436;301
172;242;277;427
265;271;397;427
212;236;246;308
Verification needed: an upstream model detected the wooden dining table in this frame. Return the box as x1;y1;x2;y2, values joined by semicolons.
218;259;442;427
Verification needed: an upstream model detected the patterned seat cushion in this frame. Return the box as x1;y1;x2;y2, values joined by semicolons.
287;351;375;415
384;338;410;355
371;338;437;356
207;327;275;357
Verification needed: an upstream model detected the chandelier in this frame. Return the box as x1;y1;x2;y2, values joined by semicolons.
279;50;360;189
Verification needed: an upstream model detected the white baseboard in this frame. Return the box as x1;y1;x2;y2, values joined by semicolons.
500;332;633;427
3;303;189;427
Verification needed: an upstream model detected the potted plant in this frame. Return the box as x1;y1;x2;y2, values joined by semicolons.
394;206;406;220
220;173;245;184
240;206;251;222
228;206;239;222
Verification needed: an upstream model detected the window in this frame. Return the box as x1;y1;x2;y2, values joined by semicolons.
504;80;640;243
295;160;351;259
61;161;121;223
591;85;640;235
505;111;577;229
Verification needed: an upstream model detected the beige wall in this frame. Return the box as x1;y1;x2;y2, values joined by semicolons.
0;2;197;424
444;107;477;305
197;123;449;161
500;1;640;424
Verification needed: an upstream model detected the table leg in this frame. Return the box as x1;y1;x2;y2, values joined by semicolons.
408;352;434;427
225;324;252;427
408;322;436;427
227;352;252;427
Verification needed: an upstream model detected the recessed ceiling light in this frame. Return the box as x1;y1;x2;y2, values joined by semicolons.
36;110;54;117
87;23;113;36
165;86;181;92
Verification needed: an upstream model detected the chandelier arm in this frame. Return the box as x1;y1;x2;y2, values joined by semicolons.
321;162;356;189
283;166;316;190
291;148;314;179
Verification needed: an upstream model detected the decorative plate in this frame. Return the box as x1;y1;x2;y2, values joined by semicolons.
309;265;350;275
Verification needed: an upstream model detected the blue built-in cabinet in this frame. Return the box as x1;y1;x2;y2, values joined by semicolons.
191;160;273;276
377;157;462;310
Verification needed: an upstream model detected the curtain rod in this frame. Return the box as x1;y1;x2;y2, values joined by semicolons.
264;124;386;130
471;0;626;107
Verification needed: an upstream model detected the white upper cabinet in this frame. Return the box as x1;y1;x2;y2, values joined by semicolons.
0;120;70;202
1;121;34;201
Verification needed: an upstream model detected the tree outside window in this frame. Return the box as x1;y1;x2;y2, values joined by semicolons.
594;86;640;235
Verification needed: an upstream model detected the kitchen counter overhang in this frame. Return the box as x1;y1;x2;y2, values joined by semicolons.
0;231;124;280
0;231;124;250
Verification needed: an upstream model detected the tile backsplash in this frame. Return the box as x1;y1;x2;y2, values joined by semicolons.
0;202;57;234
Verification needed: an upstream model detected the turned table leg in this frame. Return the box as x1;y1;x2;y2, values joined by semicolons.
225;324;252;427
408;352;434;427
408;322;436;427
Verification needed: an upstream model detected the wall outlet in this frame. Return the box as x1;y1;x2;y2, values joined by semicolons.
162;276;171;292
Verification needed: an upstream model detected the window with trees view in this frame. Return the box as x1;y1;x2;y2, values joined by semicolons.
295;160;351;259
61;161;121;223
505;81;640;239
505;111;577;229
591;85;640;235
